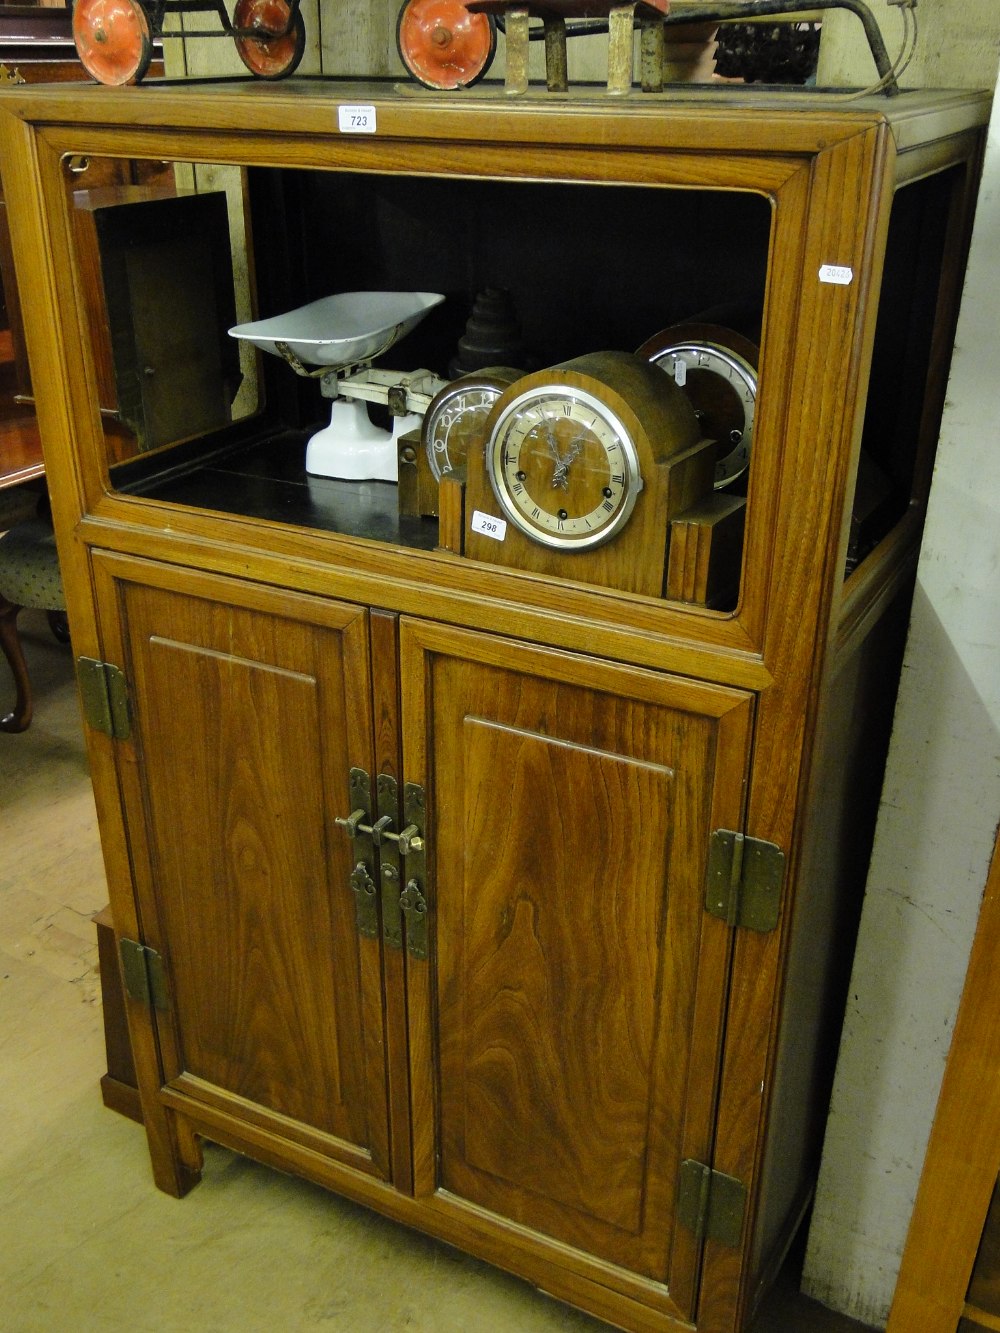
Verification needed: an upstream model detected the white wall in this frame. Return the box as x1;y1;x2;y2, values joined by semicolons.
802;13;1000;1326
817;2;1000;90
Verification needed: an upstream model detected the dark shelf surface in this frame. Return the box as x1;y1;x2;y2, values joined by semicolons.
121;430;441;552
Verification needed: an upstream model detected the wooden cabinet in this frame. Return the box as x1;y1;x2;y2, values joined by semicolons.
0;76;989;1333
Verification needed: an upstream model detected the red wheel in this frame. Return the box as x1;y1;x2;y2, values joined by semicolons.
233;0;305;80
72;0;152;86
396;0;496;91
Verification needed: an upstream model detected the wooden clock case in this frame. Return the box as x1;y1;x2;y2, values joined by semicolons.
0;75;988;1333
461;349;710;595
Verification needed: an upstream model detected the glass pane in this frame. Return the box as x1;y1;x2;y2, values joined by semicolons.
846;166;962;576
64;155;258;465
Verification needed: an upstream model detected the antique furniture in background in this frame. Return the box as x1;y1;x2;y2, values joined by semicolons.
0;507;66;731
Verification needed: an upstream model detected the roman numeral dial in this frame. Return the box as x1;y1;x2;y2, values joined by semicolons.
487;382;642;551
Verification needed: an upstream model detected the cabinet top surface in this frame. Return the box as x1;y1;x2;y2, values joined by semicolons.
0;77;991;157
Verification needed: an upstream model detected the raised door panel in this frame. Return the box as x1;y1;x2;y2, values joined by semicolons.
92;554;391;1181
400;619;754;1319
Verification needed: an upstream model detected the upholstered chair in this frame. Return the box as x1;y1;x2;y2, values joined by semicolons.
0;490;68;733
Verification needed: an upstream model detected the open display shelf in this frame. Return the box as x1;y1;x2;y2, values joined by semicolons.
0;76;988;1333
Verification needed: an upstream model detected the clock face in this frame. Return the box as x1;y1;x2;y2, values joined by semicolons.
423;369;521;481
487;384;643;550
641;333;758;487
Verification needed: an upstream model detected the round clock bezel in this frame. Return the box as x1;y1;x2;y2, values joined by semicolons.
487;383;643;552
423;370;520;482
644;336;758;487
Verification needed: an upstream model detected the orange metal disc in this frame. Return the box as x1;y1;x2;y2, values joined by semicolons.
397;0;496;90
233;0;305;79
72;0;153;86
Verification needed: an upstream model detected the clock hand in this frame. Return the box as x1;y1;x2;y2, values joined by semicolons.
542;420;564;464
550;438;583;490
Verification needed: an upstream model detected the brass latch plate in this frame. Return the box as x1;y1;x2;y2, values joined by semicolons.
401;782;428;961
334;770;428;956
377;773;404;951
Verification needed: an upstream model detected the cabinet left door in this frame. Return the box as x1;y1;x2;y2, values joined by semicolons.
91;551;394;1186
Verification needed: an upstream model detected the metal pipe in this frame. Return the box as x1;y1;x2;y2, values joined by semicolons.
661;0;898;94
499;0;897;95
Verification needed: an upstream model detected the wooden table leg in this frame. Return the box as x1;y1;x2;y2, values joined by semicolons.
640;15;665;92
504;5;530;94
0;596;31;732
607;3;636;93
543;15;568;92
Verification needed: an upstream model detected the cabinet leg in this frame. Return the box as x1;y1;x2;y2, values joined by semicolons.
175;1115;205;1180
143;1111;203;1198
124;1005;203;1197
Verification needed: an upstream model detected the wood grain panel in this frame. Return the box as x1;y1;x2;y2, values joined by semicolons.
456;718;674;1233
401;617;754;1313
369;607;414;1193
106;570;390;1178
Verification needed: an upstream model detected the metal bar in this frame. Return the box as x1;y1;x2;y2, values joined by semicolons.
155;0;300;39
544;16;569;92
157;24;293;39
494;0;896;95
661;0;898;94
154;1;224;11
497;14;611;39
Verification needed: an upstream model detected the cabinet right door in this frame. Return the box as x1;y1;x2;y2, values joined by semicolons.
400;619;755;1316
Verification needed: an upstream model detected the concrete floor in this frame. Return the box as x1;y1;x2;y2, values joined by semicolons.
0;609;873;1333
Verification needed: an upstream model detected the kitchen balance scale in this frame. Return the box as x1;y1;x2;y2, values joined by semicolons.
229;291;447;481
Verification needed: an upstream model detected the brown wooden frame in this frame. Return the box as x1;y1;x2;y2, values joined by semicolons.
0;78;989;1333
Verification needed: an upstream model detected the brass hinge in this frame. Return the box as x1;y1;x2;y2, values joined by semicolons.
76;656;131;740
705;830;785;933
119;937;169;1011
677;1159;748;1249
